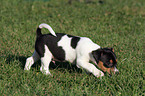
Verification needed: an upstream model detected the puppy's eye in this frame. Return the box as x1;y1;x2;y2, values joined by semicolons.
103;62;110;68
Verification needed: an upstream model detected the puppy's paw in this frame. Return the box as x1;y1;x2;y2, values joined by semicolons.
24;67;30;71
96;71;104;78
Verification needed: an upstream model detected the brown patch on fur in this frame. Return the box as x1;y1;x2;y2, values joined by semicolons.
112;48;114;52
97;61;115;74
110;59;113;63
116;59;118;62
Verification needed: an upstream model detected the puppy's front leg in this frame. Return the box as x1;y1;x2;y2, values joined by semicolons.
77;60;104;77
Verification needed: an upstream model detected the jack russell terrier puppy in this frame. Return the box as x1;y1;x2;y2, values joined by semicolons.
24;23;119;77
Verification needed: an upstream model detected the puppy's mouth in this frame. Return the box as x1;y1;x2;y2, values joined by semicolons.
95;61;119;76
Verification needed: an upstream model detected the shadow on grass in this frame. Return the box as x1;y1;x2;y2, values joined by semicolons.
6;55;82;73
5;55;27;68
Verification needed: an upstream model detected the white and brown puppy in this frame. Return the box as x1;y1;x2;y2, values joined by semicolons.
24;23;119;77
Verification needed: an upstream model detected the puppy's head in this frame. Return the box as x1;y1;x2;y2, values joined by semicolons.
92;48;119;75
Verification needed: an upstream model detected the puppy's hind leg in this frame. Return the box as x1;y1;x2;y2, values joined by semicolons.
40;45;52;75
24;50;40;70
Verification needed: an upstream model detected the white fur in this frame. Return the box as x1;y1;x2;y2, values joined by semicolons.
40;45;52;75
39;23;57;37
58;35;76;63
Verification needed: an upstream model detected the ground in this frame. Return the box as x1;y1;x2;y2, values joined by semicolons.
0;0;144;95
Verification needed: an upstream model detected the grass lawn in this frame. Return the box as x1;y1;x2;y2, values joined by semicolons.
0;0;144;95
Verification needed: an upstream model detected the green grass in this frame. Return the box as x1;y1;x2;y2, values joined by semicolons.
0;0;145;95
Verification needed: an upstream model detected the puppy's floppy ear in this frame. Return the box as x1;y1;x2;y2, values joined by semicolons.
104;47;114;52
109;47;114;52
92;49;103;63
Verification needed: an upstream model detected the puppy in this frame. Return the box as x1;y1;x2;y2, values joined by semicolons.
24;23;119;77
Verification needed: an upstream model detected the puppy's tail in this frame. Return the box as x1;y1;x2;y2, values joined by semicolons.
36;23;57;37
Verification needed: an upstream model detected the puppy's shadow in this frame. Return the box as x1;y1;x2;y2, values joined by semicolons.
6;55;27;68
6;55;82;73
